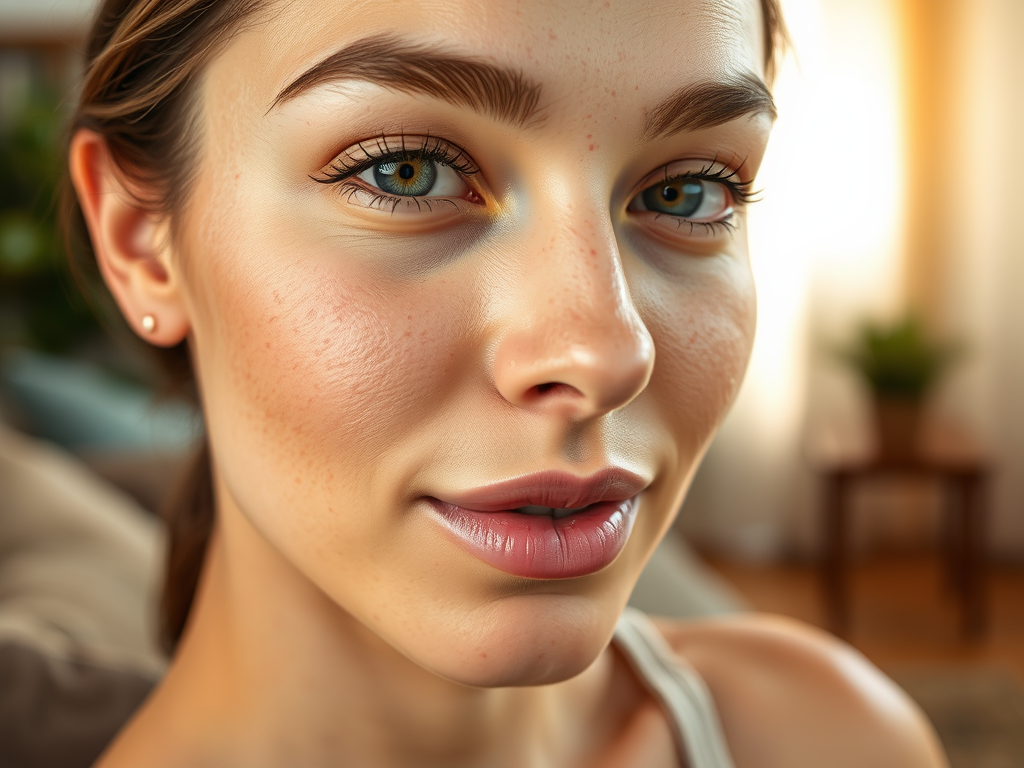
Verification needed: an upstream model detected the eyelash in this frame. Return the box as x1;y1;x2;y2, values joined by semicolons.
313;137;757;235
312;134;480;211
648;159;758;237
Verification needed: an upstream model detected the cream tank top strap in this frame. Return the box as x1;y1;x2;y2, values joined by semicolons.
612;607;737;768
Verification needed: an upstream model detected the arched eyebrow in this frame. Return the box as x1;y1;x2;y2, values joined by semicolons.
642;71;777;141
269;34;543;128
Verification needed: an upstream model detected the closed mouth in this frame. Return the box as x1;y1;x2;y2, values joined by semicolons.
424;468;649;579
512;504;592;519
433;467;649;514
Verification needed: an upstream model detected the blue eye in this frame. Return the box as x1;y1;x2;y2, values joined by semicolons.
630;177;731;221
371;158;437;196
357;154;468;198
642;181;704;216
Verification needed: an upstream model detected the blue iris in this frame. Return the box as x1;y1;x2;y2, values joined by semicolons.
641;180;704;217
373;157;437;196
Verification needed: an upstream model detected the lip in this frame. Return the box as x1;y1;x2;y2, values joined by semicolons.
425;469;648;580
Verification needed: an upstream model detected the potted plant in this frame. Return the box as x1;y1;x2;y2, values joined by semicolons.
837;315;962;460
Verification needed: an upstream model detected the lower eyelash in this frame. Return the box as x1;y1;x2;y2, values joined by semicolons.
336;182;461;213
654;214;739;236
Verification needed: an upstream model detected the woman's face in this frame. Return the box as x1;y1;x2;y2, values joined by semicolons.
178;0;771;685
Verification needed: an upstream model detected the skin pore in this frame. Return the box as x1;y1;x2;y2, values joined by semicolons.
70;0;947;766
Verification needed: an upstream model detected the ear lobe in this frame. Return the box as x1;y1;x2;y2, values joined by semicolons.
69;129;190;347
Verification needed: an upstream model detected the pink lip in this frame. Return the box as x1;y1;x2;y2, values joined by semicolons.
425;469;648;580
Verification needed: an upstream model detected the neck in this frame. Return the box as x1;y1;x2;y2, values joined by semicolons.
137;499;635;768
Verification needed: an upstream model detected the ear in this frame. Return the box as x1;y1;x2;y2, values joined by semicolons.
69;129;190;347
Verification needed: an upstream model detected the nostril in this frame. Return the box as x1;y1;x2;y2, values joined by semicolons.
529;381;580;399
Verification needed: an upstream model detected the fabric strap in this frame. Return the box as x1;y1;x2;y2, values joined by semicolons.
613;608;737;768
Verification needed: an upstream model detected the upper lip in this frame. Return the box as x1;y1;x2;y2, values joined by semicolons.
433;468;649;512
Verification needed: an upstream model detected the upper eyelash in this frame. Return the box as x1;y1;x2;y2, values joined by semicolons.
659;158;759;208
312;133;480;186
313;141;757;229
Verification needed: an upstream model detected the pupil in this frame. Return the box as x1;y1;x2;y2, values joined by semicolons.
373;156;437;196
640;179;704;217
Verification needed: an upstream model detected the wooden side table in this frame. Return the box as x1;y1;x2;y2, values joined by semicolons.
809;422;990;640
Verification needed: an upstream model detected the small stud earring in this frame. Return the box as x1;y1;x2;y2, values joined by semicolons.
141;315;156;333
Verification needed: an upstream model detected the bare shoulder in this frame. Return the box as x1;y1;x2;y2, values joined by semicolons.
651;614;948;768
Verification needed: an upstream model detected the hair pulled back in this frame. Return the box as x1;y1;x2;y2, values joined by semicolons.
66;0;787;654
65;0;263;653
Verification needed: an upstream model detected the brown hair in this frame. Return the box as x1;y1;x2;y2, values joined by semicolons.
65;0;264;652
66;0;787;654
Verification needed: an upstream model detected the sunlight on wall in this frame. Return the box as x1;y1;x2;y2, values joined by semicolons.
685;0;909;556
746;0;907;431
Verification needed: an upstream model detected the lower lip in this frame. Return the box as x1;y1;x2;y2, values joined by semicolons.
426;497;639;579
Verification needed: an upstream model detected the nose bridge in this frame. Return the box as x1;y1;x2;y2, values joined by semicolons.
531;207;640;351
491;196;655;417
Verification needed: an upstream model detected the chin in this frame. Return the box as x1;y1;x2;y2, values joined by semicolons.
410;592;622;689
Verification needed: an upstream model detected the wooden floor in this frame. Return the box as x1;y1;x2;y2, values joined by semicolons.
704;553;1024;684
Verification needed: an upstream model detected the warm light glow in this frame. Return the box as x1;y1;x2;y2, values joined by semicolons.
689;0;910;556
743;0;907;436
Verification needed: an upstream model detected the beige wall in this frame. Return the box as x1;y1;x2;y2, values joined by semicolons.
935;0;1024;556
680;0;1024;560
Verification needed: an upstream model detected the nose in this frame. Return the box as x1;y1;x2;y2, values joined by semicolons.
491;212;655;420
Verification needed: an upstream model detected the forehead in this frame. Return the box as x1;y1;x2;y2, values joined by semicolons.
218;0;764;113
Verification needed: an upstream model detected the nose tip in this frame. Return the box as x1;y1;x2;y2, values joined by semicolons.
493;306;655;419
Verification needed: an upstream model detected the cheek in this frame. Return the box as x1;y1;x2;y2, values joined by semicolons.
189;245;467;527
641;258;756;455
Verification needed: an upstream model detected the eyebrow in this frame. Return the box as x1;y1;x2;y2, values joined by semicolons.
642;71;777;141
270;34;543;128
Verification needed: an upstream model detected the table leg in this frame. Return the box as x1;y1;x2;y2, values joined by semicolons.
821;473;849;637
942;476;965;595
959;474;987;639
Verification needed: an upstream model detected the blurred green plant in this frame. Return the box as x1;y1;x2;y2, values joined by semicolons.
836;314;963;400
0;87;101;353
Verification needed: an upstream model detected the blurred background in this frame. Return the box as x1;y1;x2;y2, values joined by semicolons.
1;0;1022;765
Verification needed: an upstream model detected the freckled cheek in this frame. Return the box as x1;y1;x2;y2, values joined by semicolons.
194;260;461;490
642;268;756;450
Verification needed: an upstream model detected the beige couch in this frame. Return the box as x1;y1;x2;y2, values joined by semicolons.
0;425;166;767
